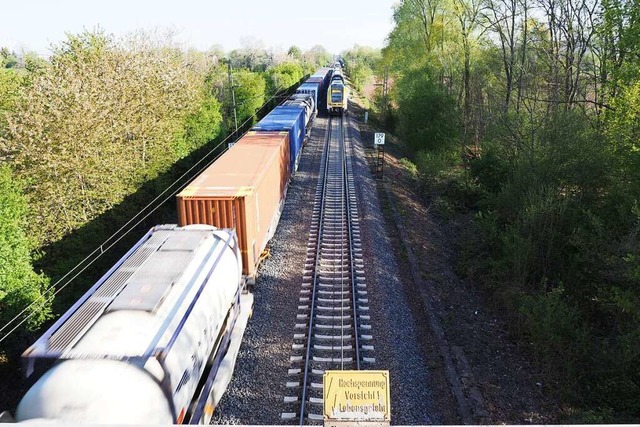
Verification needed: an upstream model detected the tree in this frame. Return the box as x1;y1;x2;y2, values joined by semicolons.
0;166;51;332
0;48;18;69
233;70;266;124
1;29;219;245
395;66;459;154
341;46;381;92
288;45;302;61
452;0;484;130
406;0;443;52
266;62;303;95
303;45;333;71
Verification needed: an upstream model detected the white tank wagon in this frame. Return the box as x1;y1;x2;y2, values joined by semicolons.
14;224;253;424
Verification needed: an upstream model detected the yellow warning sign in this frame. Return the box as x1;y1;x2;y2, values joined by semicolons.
323;370;390;422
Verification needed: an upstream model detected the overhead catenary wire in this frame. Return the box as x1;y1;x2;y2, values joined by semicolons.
0;94;282;344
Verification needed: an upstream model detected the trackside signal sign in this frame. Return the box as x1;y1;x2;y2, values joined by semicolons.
323;370;391;425
374;133;385;145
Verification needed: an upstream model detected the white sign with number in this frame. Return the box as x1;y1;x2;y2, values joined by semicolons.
374;132;385;145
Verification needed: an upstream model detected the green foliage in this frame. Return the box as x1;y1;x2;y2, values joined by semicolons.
0;29;221;246
468;111;614;287
383;1;431;72
0;166;51;331
0;48;18;69
398;157;418;178
0;69;26;133
395;66;460;154
229;46;269;72
233;70;266;125
605;79;640;199
301;45;333;74
342;46;381;92
266;62;303;96
599;0;640;91
381;0;640;414
519;288;588;389
460;109;640;416
415;149;459;181
174;95;223;158
287;46;302;61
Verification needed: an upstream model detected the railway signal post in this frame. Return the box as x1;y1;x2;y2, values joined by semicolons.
374;132;385;180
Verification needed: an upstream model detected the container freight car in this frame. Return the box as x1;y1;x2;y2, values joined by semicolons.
283;93;315;127
290;92;316;115
251;105;306;172
15;224;253;425
311;67;332;115
311;67;332;87
295;67;332;116
177;132;291;279
296;81;321;109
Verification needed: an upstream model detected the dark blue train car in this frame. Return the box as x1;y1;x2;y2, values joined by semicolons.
309;67;332;116
296;82;321;110
252;105;306;173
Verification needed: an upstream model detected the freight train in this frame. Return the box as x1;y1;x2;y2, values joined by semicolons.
6;67;334;424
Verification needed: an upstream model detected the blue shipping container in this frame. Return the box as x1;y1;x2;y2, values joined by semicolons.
252;106;306;172
297;82;321;108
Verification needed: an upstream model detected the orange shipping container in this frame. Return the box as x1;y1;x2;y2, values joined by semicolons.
176;131;291;278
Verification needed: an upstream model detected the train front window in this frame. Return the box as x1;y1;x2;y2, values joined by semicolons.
331;91;343;103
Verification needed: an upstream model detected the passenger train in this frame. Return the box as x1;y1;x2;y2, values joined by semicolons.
327;67;349;115
5;66;337;425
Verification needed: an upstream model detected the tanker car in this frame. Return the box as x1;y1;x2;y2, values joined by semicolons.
13;225;253;425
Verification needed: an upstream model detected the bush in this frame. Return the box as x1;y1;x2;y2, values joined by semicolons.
519;288;588;395
461;108;640;418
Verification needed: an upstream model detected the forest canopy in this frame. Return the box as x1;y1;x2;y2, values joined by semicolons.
375;0;640;418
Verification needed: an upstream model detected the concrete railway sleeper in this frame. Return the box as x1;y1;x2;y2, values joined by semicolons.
281;115;374;425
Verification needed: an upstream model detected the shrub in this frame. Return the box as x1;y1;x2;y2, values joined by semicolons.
0;166;51;332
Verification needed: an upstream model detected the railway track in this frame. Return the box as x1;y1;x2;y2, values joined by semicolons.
281;115;374;424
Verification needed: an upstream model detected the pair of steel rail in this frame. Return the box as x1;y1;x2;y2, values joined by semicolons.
282;115;373;424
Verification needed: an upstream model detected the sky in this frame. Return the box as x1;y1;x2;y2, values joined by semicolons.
1;0;399;56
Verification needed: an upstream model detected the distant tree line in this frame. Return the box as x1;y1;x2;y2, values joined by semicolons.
375;0;640;419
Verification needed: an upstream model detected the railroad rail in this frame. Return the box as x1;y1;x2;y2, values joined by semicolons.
282;115;374;424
